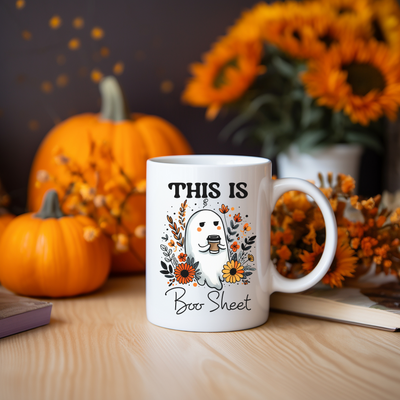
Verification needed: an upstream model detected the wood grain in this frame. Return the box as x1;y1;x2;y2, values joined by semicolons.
1;276;400;400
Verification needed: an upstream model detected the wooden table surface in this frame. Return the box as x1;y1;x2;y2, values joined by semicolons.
1;275;400;400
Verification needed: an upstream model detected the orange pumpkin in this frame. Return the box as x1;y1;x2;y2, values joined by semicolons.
0;190;111;298
0;211;14;240
28;76;192;273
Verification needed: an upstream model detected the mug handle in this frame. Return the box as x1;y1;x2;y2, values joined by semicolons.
269;178;337;293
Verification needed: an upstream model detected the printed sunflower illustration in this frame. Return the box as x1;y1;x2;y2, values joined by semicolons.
174;263;196;284
223;260;244;283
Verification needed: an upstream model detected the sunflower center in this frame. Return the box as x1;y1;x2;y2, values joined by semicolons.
313;253;323;268
230;268;237;275
180;269;189;278
338;7;354;15
213;58;238;88
327;258;337;274
372;19;386;43
292;29;301;41
318;34;336;48
342;63;386;96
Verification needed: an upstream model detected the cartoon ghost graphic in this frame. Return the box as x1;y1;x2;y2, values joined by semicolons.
184;209;229;290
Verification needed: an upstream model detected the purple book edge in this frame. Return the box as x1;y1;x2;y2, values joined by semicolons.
0;305;52;339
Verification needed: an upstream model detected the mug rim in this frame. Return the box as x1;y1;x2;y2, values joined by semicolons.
148;154;272;167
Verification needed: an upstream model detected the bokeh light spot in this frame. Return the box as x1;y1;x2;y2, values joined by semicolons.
91;69;103;83
160;80;174;94
68;38;81;50
100;46;110;57
41;81;53;93
57;54;66;65
113;62;124;75
73;17;84;29
16;0;25;9
91;27;104;40
135;50;146;61
78;66;88;77
28;120;40;131
16;74;26;83
21;30;32;40
49;15;62;29
56;74;69;87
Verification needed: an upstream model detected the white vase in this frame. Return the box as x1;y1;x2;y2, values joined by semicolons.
277;144;363;185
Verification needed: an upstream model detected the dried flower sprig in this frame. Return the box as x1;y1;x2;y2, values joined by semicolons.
272;173;400;287
35;140;146;261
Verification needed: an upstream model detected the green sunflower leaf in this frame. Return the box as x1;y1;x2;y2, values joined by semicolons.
272;55;295;79
296;129;328;152
344;131;383;153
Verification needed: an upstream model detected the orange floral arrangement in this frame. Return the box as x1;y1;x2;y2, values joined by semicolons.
35;141;146;261
272;173;400;287
183;0;400;157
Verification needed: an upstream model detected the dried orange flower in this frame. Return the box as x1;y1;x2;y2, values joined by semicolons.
292;209;306;222
83;226;100;242
340;175;356;194
276;245;291;261
273;173;400;287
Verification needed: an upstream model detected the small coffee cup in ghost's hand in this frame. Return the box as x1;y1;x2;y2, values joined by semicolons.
146;155;337;332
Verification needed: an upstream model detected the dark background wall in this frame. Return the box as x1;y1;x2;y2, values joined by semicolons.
0;0;389;213
0;0;265;213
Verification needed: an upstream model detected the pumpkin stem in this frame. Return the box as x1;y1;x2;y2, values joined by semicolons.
99;76;131;121
35;190;64;219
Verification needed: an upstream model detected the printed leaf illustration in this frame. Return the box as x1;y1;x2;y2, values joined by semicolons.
167;215;184;247
160;270;170;275
179;200;188;230
230;220;239;230
161;261;168;270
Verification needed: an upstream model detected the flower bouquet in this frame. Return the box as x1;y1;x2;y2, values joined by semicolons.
272;173;400;287
182;0;400;159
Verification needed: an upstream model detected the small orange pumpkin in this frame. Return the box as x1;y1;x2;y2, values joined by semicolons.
0;190;111;298
0;211;14;240
28;76;192;273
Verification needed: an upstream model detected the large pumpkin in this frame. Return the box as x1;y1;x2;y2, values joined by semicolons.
28;76;192;273
0;190;111;298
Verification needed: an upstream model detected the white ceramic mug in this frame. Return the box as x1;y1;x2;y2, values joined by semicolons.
146;155;337;332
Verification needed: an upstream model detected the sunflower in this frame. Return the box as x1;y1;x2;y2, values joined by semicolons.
368;0;400;49
302;39;400;125
182;35;264;120
228;2;272;42
315;0;372;23
300;239;358;288
174;263;196;285
223;260;244;283
262;1;360;60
